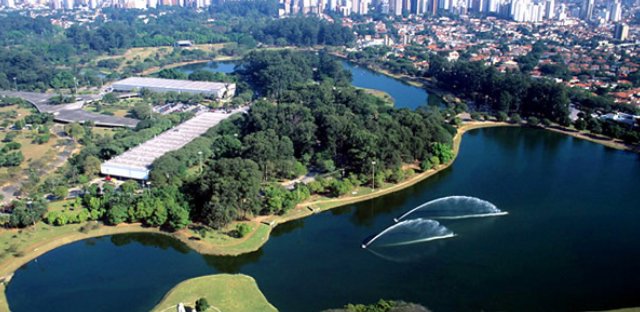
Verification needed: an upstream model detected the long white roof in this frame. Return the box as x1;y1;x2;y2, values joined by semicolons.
113;77;229;92
101;108;246;179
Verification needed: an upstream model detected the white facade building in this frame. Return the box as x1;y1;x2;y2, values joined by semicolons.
112;77;236;99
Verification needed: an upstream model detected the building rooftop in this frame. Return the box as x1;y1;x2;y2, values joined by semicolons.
101;109;245;179
113;77;230;93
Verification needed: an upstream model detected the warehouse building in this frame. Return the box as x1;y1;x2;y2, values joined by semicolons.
101;109;244;180
112;77;236;99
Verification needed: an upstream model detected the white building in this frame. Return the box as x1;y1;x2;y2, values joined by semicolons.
609;1;621;22
101;110;244;180
2;0;16;8
112;77;236;99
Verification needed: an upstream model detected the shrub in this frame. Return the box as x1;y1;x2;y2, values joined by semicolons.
510;113;522;124
195;298;210;311
236;223;251;238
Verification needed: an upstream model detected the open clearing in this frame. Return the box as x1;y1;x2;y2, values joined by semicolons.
151;274;277;312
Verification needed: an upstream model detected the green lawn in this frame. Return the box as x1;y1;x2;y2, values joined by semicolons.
0;283;8;312
182;222;272;256
47;199;76;212
151;274;277;312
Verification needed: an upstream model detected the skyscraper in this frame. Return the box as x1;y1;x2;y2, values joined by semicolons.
614;22;629;40
2;0;16;8
545;0;554;19
391;0;403;15
64;0;74;10
581;0;595;21
609;1;622;22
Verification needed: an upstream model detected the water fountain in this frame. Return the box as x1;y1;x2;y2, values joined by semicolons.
362;219;455;249
394;196;507;222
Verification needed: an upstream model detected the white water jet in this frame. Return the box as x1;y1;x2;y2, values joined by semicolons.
394;196;507;222
362;219;454;249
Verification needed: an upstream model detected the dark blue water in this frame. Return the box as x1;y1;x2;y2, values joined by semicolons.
175;60;237;75
341;61;437;109
7;127;640;312
174;60;436;109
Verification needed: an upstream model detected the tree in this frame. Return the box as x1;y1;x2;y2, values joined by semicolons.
235;223;251;238
83;156;102;177
102;93;118;104
8;199;48;228
497;111;508;122
53;185;68;199
195;298;210;312
129;103;153;120
147;199;168;226
510;113;522;124
106;204;128;225
167;203;189;230
64;123;85;141
120;180;139;194
196;158;262;228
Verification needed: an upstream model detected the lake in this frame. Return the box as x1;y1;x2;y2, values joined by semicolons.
7;127;640;312
175;60;238;75
175;59;436;109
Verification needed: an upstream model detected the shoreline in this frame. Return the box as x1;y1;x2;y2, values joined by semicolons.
0;121;510;311
140;56;241;76
1;121;637;311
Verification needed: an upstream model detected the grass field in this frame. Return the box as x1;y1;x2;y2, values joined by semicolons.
176;222;272;256
0;283;7;312
96;43;227;72
357;87;394;106
83;98;140;118
14;134;59;167
91;127;118;138
151;274;277;312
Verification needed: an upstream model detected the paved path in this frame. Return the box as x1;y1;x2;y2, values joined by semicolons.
0;90;139;128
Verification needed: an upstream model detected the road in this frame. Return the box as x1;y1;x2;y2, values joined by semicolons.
0;90;139;128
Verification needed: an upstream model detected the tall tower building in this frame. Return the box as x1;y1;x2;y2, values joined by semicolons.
2;0;16;8
545;0;554;19
391;0;403;15
614;22;629;40
609;1;622;22
64;0;74;10
402;0;412;13
380;0;390;13
581;0;594;21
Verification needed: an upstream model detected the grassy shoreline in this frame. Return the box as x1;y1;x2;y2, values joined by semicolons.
151;274;277;312
140;55;241;76
1;121;637;311
0;121;509;311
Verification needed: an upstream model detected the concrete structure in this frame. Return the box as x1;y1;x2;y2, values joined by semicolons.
112;77;236;99
101;109;245;180
600;112;639;126
614;23;629;41
0;91;139;128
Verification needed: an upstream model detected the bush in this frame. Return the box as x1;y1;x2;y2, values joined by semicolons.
528;117;540;126
470;112;483;121
235;223;251;238
497;111;508;122
429;156;441;168
195;298;210;311
509;113;522;124
420;159;432;171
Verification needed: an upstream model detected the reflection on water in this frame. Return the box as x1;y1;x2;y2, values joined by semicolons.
203;249;264;273
111;233;192;254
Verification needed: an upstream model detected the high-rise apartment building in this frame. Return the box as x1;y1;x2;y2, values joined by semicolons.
581;0;595;20
614;22;629;40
